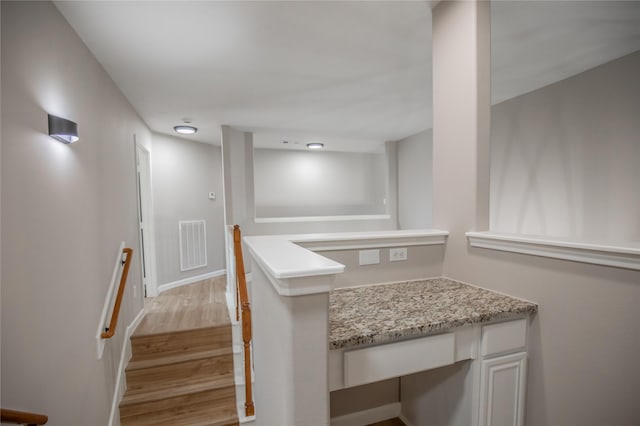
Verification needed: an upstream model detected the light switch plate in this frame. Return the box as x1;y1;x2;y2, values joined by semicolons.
359;249;380;266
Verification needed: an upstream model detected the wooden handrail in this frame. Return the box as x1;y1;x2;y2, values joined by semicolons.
233;225;255;417
1;408;48;425
101;248;133;339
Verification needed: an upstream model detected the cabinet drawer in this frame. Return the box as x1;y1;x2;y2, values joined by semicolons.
344;333;455;388
481;319;527;357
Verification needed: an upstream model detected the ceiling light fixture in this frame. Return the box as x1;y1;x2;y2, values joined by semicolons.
174;125;198;135
306;142;324;150
48;114;79;144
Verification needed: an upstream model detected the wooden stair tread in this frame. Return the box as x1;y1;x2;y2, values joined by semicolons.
120;279;239;426
131;325;232;358
120;386;236;419
127;347;233;371
120;397;239;426
121;373;235;406
124;354;233;393
132;323;228;339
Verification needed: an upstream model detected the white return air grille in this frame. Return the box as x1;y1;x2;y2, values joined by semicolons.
179;220;207;271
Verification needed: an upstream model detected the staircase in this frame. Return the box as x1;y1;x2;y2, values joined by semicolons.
119;279;239;426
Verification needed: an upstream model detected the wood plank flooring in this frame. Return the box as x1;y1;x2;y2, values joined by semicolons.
121;277;238;426
135;275;230;336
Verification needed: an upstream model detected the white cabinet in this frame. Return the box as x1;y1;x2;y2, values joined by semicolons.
481;319;527;357
478;319;528;426
479;352;526;426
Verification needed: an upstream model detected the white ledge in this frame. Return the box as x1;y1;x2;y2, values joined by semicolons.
255;214;391;224
244;235;345;280
290;229;449;251
243;235;345;296
243;229;449;296
466;231;640;271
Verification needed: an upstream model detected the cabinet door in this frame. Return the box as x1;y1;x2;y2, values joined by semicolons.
479;352;526;426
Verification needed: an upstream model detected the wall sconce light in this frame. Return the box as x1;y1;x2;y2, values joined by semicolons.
306;142;324;150
48;114;79;144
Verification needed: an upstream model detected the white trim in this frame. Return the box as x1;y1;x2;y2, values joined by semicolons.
158;269;226;294
97;241;126;360
226;285;238;325
267;276;333;297
255;214;391;224
108;308;145;426
134;141;159;298
330;402;401;426
466;231;640;270
295;229;448;252
399;413;416;426
238;413;256;424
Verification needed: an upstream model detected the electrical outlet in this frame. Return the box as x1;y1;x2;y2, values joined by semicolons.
390;247;408;262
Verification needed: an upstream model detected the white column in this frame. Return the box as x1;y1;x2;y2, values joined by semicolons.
432;0;491;235
251;264;332;426
400;2;492;425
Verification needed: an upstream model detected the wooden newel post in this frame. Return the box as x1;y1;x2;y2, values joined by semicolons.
233;225;255;417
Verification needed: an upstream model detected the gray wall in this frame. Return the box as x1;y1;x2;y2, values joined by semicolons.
1;2;149;424
326;244;445;419
151;133;225;286
491;51;640;241
396;129;433;229
222;125;398;235
427;2;640;425
254;148;387;218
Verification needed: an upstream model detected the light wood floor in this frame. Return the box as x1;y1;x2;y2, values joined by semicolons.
134;275;230;336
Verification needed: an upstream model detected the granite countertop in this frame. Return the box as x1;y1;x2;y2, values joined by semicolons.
329;277;538;350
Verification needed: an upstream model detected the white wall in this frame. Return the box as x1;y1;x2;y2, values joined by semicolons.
222;126;398;235
151;133;225;286
254;148;386;218
1;2;150;424
396;129;433;229
491;51;640;241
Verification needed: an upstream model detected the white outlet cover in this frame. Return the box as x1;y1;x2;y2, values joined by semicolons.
390;247;408;262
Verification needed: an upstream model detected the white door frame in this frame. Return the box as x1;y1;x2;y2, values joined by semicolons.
134;137;159;297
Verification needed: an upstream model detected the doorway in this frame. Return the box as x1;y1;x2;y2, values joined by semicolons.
135;137;158;297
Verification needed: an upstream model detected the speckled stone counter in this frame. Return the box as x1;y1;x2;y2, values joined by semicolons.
329;277;537;350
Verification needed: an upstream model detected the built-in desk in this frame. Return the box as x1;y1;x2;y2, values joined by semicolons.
243;231;538;426
329;278;538;426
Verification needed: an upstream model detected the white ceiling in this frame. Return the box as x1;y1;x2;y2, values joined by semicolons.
492;1;640;104
55;1;640;151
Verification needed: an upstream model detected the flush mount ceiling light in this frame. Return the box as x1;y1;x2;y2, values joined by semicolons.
174;125;198;135
306;142;324;150
48;114;79;144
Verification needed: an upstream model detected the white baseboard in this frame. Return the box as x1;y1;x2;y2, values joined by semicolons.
399;413;416;426
108;308;145;426
331;402;401;426
158;269;226;294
